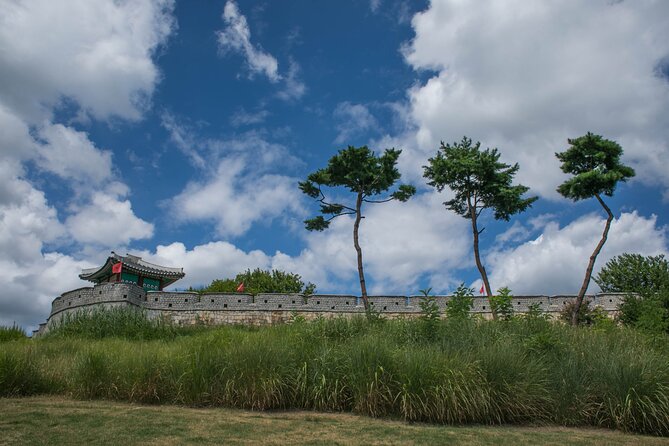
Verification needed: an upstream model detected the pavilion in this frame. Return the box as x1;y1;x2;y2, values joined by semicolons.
79;252;185;291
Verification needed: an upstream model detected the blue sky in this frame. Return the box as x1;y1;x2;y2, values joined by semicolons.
1;0;668;329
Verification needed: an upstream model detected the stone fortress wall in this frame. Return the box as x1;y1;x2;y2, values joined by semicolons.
34;282;626;336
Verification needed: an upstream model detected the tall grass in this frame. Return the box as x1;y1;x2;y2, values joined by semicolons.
45;307;202;340
0;324;26;342
2;313;668;436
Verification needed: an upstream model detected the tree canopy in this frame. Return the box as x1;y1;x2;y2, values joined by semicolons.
424;137;537;222
596;253;669;297
201;268;316;295
299;146;415;231
556;132;635;200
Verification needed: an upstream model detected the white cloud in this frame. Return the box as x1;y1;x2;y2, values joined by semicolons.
0;0;176;122
370;0;382;13
230;108;270;127
145;241;271;290
0;173;65;264
171;156;304;237
161;113;302;170
35;123;113;185
400;0;669;198
277;59;306;101
65;190;154;247
217;0;280;82
283;191;471;295
160;112;208;169
487;212;669;295
333;102;380;144
0;252;93;329
142;189;471;295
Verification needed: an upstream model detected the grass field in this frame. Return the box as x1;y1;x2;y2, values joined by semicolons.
2;310;669;437
1;396;667;446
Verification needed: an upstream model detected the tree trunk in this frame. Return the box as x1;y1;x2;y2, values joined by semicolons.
571;194;613;326
469;198;495;319
353;192;369;310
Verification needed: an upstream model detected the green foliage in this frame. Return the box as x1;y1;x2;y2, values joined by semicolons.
597;254;669;334
299;145;415;231
299;145;414;309
2;319;669;435
0;324;26;342
525;302;549;321
555;132;635;201
490;287;514;321
559;299;599;326
596;253;669;297
418;288;441;341
45;307;192;340
423;137;537;221
634;297;669;334
446;283;474;320
202;268;316;295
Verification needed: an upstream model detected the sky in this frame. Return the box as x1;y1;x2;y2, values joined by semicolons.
1;0;668;330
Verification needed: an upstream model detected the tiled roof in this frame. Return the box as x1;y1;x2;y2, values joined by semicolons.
79;252;185;286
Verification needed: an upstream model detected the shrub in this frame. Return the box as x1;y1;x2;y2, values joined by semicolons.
446;283;473;320
490;287;514;321
418;288;441;342
559;299;598;325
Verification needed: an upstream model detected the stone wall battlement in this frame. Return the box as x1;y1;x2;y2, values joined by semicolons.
36;282;626;336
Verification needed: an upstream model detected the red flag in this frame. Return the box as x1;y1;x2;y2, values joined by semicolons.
236;282;245;292
479;284;485;295
112;262;122;274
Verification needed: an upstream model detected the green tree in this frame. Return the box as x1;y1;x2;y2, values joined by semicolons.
556;133;635;326
202;268;316;295
423;137;537;319
595;254;669;297
299;146;415;310
595;253;669;332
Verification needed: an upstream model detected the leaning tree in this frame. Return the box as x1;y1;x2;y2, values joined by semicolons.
556;132;635;326
299;145;415;310
423;137;537;319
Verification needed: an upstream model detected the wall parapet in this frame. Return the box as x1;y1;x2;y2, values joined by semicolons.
35;283;628;336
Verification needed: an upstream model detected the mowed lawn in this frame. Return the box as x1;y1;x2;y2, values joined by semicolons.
0;397;666;446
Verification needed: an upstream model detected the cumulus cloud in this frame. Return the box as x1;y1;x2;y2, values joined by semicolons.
0;174;65;265
65;189;154;247
171;156;304;237
487;212;669;295
0;0;176;331
274;191;471;295
0;0;176;122
141;190;470;295
0;253;93;329
35;123;113;185
399;0;669;198
145;241;272;289
217;0;280;82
